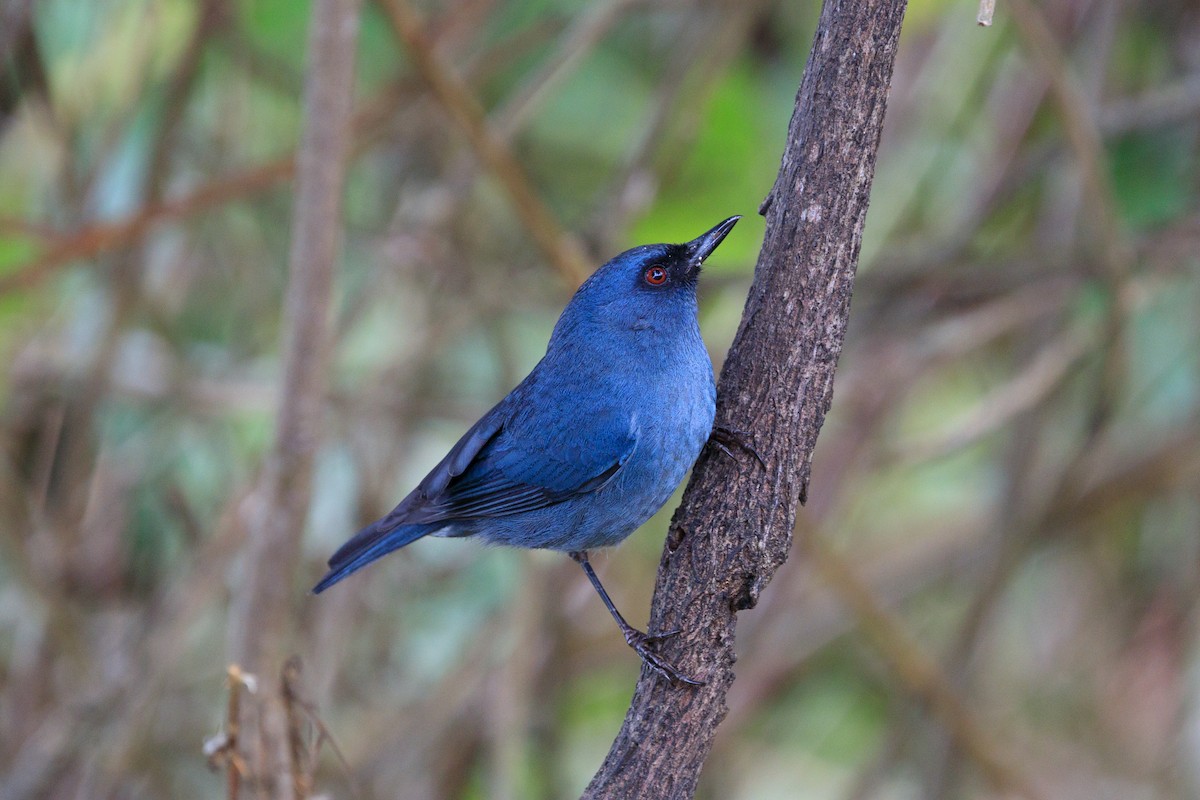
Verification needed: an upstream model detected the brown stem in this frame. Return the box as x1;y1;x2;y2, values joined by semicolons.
805;530;1047;800
0;158;295;296
376;0;591;288
580;0;909;796
225;0;362;797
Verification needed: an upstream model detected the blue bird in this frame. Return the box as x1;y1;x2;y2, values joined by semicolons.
314;216;743;683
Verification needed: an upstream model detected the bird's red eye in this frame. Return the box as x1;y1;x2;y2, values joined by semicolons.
644;266;668;286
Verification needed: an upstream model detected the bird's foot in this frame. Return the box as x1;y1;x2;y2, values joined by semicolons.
569;550;705;686
622;626;705;686
709;425;766;470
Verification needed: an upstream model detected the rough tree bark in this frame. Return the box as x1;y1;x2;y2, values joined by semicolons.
581;0;908;797
226;0;361;797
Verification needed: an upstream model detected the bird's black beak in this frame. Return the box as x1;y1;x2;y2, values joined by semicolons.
686;215;741;265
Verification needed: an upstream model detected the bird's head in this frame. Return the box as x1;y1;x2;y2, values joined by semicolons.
553;216;741;342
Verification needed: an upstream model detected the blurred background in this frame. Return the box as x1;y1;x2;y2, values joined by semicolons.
1;0;1198;797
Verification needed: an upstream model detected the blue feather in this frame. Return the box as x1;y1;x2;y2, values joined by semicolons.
314;217;738;590
312;521;436;593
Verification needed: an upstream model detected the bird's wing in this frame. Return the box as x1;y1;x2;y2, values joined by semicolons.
316;386;635;591
316;405;511;586
420;401;509;498
403;401;638;525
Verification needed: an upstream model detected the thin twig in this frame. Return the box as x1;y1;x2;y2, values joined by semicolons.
0;215;65;241
1007;0;1133;436
281;658;313;799
0;4;573;298
803;528;1048;800
226;0;362;797
1008;0;1131;272
0;158;294;296
204;664;255;800
899;327;1091;463
375;0;591;288
977;0;995;27
282;665;361;800
492;0;635;139
1100;72;1200;134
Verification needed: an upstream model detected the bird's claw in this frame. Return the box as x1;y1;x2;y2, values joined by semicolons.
624;627;706;686
629;626;681;647
648;626;682;644
709;425;766;471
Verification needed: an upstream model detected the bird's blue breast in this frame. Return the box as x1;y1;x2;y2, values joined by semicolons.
466;314;716;552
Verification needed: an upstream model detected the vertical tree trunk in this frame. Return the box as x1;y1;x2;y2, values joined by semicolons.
226;0;361;796
581;0;908;796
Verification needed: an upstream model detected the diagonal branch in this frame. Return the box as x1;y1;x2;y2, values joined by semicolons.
491;0;635;140
805;529;1046;800
581;0;909;796
0;159;294;296
0;17;559;297
376;0;591;287
1007;0;1134;436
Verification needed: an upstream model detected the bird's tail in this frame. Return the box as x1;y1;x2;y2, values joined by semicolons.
312;520;436;593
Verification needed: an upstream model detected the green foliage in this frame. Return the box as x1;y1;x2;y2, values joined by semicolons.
634;63;789;268
1110;129;1196;229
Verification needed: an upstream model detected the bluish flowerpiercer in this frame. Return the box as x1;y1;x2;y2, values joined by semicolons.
315;216;744;684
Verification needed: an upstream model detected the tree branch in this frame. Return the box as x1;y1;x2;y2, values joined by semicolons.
0;158;294;296
376;0;591;288
805;529;1047;800
226;0;362;797
581;0;908;796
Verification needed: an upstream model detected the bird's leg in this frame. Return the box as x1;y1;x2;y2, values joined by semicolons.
568;550;704;686
709;425;766;470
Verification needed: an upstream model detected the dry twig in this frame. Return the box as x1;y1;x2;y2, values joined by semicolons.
804;528;1047;800
0;159;294;296
376;0;591;288
977;0;996;27
226;0;362;797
